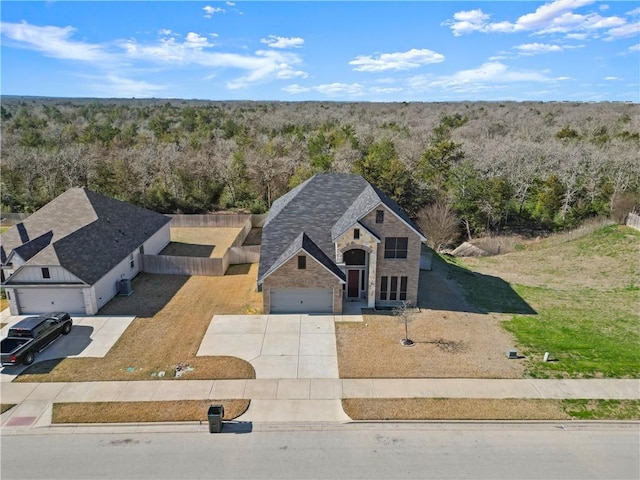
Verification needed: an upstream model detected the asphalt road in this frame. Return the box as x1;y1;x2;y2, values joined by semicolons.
1;422;638;480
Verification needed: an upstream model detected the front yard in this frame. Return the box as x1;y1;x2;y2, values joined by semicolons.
15;264;262;383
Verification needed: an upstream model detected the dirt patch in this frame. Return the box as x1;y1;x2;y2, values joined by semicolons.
170;227;241;258
52;400;250;423
342;398;569;420
16;264;263;382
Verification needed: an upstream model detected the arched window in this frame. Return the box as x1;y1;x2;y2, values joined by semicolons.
344;249;366;265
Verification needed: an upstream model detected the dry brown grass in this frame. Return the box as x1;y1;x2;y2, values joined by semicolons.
169;227;241;258
0;297;9;312
343;398;569;420
462;224;637;292
52;400;249;423
1;404;16;414
337;312;523;378
16;264;262;382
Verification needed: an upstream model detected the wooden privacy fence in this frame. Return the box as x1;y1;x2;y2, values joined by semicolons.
140;255;225;276
168;214;266;228
141;213;263;276
228;246;261;264
626;212;640;231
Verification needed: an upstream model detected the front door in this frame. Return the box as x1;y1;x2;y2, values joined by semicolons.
347;270;360;298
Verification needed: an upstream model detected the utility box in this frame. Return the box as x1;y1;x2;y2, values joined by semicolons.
118;278;133;296
207;404;224;433
507;349;518;359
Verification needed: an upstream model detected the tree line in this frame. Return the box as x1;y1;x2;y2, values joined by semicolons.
1;97;638;246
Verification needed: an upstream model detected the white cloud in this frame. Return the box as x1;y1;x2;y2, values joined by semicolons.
566;32;588;39
369;87;403;94
600;4;609;11
158;29;174;36
443;0;634;40
557;76;572;80
408;61;554;93
225;1;235;6
604;21;640;40
2;20;306;91
282;84;311;94
88;74;166;97
349;48;444;72
276;68;308;80
185;32;214;48
0;21;112;62
627;7;640;16
260;35;304;49
515;43;564;54
282;82;365;97
203;6;225;18
604;76;620;80
629;43;640;51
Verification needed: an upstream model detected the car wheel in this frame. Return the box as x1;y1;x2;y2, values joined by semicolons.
23;351;35;366
62;322;72;335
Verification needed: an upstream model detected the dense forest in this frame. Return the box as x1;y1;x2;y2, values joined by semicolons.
1;97;638;246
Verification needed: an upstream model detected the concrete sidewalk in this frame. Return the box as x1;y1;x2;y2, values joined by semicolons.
2;378;638;428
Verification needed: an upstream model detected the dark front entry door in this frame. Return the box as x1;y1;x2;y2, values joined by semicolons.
347;270;360;298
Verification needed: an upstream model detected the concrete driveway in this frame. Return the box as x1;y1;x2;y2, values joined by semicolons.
0;314;135;382
197;314;347;379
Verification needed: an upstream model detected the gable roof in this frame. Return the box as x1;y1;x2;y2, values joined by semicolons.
258;173;423;283
261;232;345;282
1;188;170;285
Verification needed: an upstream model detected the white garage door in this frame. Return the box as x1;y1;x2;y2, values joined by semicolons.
270;288;333;314
16;288;86;315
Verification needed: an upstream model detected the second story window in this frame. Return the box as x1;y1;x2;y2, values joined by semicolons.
354;228;360;239
376;210;384;223
384;237;408;259
298;255;306;269
41;267;50;279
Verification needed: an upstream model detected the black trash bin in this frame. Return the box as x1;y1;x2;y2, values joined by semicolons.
207;404;224;433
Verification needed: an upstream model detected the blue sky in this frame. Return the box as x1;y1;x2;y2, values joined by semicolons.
1;1;639;101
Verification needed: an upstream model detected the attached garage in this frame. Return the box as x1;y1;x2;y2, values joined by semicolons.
15;288;85;315
270;288;333;314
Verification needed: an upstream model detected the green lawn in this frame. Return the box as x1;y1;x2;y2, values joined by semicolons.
445;225;640;379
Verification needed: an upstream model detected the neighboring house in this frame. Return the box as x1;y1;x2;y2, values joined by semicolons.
258;173;426;314
1;187;171;315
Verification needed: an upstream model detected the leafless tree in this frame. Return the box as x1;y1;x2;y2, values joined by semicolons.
417;200;460;251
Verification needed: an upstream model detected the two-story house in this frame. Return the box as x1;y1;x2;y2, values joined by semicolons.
258;173;426;314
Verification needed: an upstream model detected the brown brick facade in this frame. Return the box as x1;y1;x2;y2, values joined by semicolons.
263;252;343;313
359;205;421;306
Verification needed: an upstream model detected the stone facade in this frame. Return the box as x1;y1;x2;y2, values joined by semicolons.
335;224;379;308
262;251;343;313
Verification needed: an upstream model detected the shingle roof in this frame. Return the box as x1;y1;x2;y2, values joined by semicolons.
1;188;170;285
258;173;423;284
261;232;345;282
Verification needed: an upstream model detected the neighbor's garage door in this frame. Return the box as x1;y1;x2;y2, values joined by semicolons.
16;288;85;315
270;288;333;314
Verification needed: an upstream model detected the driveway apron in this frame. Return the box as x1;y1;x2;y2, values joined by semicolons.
197;314;342;379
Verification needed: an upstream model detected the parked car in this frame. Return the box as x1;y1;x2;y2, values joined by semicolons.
1;312;72;366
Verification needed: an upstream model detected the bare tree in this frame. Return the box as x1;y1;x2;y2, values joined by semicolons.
393;301;416;346
417;200;460;251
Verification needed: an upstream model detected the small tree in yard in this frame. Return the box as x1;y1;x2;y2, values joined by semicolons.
393;301;416;347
